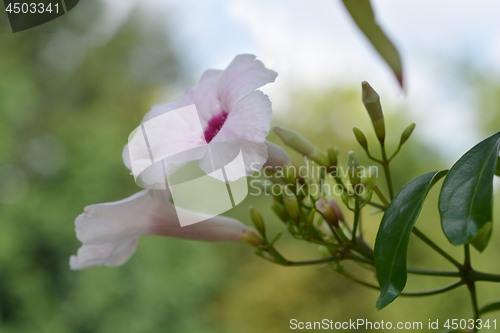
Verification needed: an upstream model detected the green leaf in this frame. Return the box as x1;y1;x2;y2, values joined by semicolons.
439;132;500;251
341;0;403;87
496;156;500;176
470;221;493;252
374;170;448;310
480;300;500;315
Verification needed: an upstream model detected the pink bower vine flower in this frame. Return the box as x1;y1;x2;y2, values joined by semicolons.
123;54;278;181
70;55;289;269
70;190;263;270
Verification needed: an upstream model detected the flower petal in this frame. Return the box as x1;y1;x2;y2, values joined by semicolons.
70;237;138;270
202;90;272;176
124;105;208;185
123;71;222;175
264;141;290;168
216;54;277;113
70;189;250;269
143;69;222;127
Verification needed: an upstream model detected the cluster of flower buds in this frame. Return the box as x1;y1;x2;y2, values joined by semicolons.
247;119;384;265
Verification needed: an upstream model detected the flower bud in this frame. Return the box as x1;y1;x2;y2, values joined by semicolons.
271;201;289;222
330;199;345;222
341;193;349;207
249;206;266;237
270;186;284;204
361;81;385;144
353;127;368;150
284;165;298;186
306;209;316;227
239;229;265;247
264;141;291;168
400;123;416;145
327;146;340;167
347;151;361;186
361;170;377;192
283;193;300;223
315;197;340;227
319;167;326;182
273;126;329;166
365;190;373;203
347;151;360;168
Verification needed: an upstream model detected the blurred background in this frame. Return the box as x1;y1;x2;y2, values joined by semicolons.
1;0;500;332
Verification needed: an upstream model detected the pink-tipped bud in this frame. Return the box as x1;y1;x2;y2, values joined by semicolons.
316;197;343;227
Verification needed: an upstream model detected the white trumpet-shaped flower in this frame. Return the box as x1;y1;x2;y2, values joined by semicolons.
123;54;278;182
70;189;261;270
70;55;282;269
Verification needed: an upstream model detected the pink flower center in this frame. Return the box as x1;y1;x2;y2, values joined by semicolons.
203;111;228;143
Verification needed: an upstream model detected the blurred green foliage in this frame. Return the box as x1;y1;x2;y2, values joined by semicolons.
1;1;500;333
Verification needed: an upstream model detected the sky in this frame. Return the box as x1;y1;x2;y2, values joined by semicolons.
106;0;500;162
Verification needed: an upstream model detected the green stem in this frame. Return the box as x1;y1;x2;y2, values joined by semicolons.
381;144;395;200
351;194;360;242
350;243;375;261
283;257;339;266
388;144;402;162
341;272;463;297
349;254;462;278
372;186;390;208
463;244;479;330
262;250;500;283
412;227;463;269
407;268;461;278
332;174;385;211
464;244;471;269
365;150;383;164
340;272;380;291
366;201;386;210
468;270;500;282
401;281;464;297
468;283;479;325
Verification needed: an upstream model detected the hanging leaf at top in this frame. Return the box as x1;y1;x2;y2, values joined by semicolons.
341;0;403;87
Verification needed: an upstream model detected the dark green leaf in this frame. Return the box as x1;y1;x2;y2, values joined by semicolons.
439;132;500;251
375;170;448;310
480;300;500;315
470;221;493;252
341;0;403;87
496;156;500;176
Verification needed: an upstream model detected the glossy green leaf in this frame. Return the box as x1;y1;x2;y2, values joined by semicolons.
375;170;448;310
480;300;500;315
470;221;493;252
439;132;500;251
341;0;403;87
496;156;500;176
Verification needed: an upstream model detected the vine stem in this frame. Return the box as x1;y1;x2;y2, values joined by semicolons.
407;268;461;278
264;252;469;279
349;253;462;277
338;270;464;297
464;244;471;269
464;244;479;331
380;143;395;200
372;186;390;208
351;194;360;242
468;282;479;332
468;271;500;282
412;227;463;269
